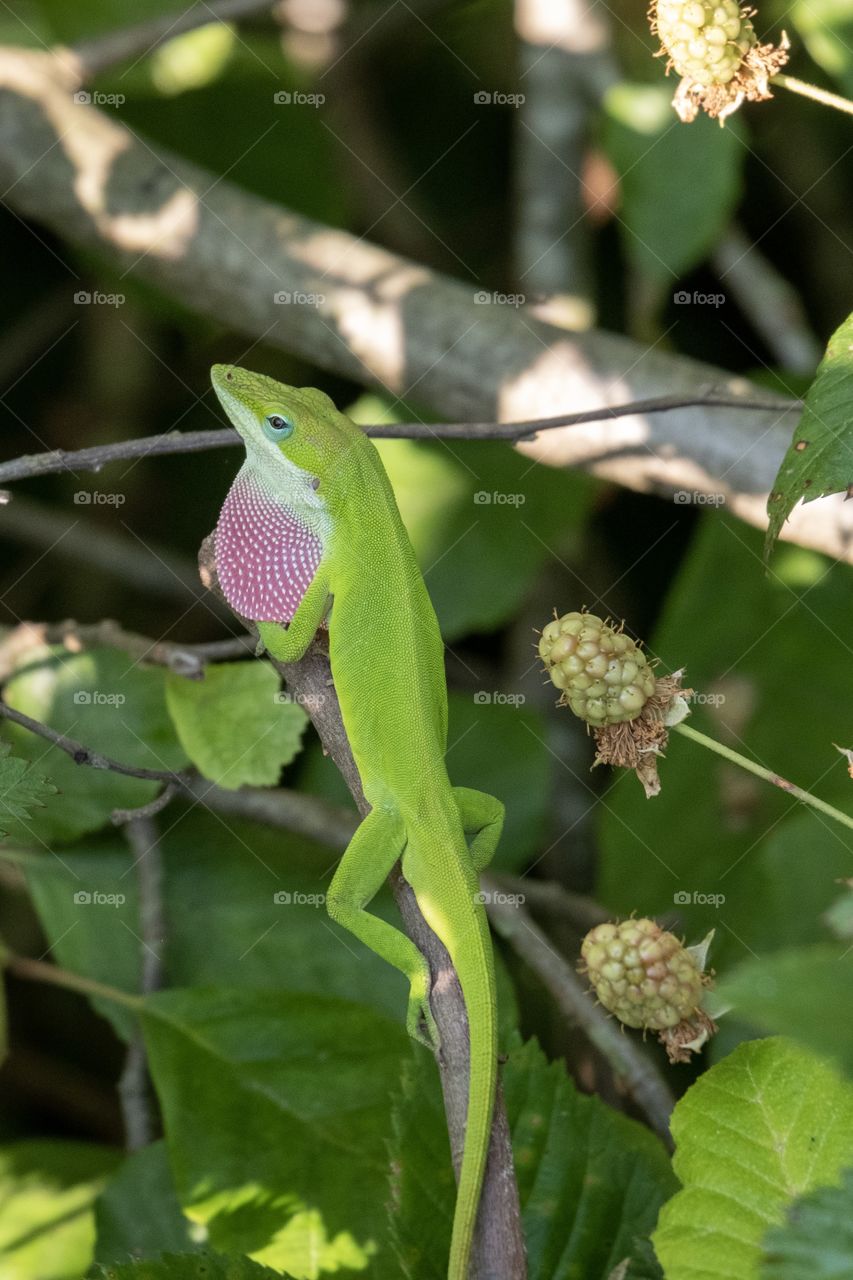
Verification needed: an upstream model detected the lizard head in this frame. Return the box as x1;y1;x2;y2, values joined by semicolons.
211;363;358;495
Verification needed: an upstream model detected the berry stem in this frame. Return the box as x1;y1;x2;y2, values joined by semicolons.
673;722;853;833
771;74;853;118
3;951;141;1007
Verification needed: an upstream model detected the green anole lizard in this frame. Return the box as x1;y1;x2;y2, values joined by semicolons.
211;364;506;1280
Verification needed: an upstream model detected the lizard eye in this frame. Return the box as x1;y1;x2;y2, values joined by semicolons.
263;413;295;441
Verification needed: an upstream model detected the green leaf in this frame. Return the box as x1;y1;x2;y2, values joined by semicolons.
602;83;743;283
141;987;409;1277
164;662;307;790
790;0;853;96
24;840;141;1041
766;312;853;556
93;1142;203;1265
506;1039;675;1279
388;1036;675;1279
0;1140;120;1280
760;1165;853;1279
717;945;853;1073
653;1038;853;1280
387;1049;454;1278
1;646;186;843
90;1253;293;1280
824;884;853;940
0;742;56;836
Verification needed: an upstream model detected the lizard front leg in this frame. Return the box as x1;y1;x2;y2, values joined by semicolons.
326;807;438;1050
256;570;331;663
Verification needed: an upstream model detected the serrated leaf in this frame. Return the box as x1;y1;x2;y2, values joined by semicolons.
506;1039;675;1280
716;945;853;1073
0;1140;120;1280
653;1038;853;1280
165;662;307;789
141;987;408;1277
90;1252;293;1279
1;645;186;843
388;1036;675;1279
766;312;853;556
93;1142;203;1265
0;741;55;834
760;1165;853;1279
387;1049;454;1278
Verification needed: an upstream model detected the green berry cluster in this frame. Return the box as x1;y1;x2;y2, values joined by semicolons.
539;611;656;727
654;0;756;86
581;918;703;1031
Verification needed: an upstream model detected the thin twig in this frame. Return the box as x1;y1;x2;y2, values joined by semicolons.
490;873;609;932
6;953;140;1007
0;393;795;488
483;875;675;1147
3;619;254;680
111;783;179;825
772;74;853;118
674;722;853;834
0;700;190;783
117;817;164;1150
72;0;276;80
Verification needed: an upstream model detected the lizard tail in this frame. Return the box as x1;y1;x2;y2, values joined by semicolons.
446;907;498;1280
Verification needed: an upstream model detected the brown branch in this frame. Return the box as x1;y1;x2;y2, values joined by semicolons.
196;533;527;1280
0;394;796;488
0;46;842;557
483;876;675;1147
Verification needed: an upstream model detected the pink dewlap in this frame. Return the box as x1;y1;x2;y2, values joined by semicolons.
215;468;323;622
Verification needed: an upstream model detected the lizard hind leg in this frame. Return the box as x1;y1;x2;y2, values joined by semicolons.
326;807;439;1051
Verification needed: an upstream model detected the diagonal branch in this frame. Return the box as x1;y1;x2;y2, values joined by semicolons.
0;46;845;558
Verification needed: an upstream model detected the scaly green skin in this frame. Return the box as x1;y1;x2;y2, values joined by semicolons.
211;364;505;1280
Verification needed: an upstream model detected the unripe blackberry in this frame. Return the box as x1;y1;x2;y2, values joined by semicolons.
581;918;703;1030
654;0;755;87
539;611;656;727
